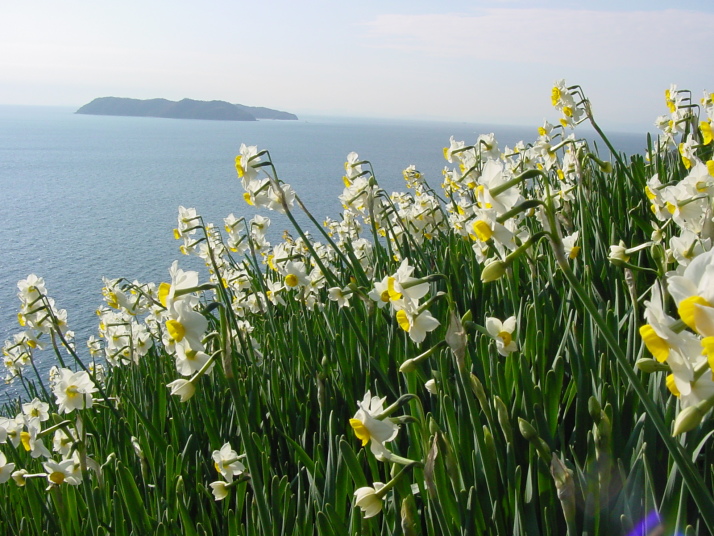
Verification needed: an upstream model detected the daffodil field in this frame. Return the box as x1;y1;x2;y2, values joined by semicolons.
3;82;714;535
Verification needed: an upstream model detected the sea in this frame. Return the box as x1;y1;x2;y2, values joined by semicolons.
0;105;646;399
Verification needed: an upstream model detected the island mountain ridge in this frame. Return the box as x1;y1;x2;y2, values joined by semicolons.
75;97;298;121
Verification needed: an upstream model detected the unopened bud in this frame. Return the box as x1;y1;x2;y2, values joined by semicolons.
673;396;714;435
588;397;602;423
596;412;611;448
481;260;507;283
399;358;417;373
636;358;670;373
401;497;418;536
429;417;441;435
494;396;513;444
518;418;538;441
470;374;488;410
519;418;551;460
550;454;576;523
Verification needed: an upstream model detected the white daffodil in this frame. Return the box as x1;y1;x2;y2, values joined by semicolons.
210;480;230;501
354;482;386;518
53;427;77;457
668;248;714;334
174;342;211;377
562;232;581;260
166;379;196;402
280;261;309;290
476;160;522;216
212;442;245;483
349;391;399;461
395;303;440;344
486;316;518;356
164;298;208;352
52;369;98;414
22;398;50;422
19;417;51;459
669;231;709;268
0;416;23;448
608;241;630;264
158;261;200;310
17;274;46;304
392;259;430;302
368;275;394;309
235;143;261;184
266;182;296;214
640;283;693;363
43;457;82;487
0;451;16;484
327;287;351;308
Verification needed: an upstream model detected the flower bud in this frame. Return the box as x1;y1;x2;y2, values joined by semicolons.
494;396;513;444
672;396;714;436
518;417;538;441
635;358;670;374
550;454;576;524
399;358;417;373
481;260;508;283
673;405;705;436
470;374;488;410
588;397;602;423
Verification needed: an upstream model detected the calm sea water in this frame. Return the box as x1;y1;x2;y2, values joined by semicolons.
0;105;646;397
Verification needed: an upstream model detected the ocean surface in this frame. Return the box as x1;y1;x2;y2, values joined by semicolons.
0;105;646;398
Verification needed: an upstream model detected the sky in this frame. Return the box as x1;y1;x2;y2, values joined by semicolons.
1;0;712;131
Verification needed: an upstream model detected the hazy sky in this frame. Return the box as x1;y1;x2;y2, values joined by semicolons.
2;0;712;130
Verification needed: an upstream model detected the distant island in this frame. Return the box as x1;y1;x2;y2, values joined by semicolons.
75;97;298;121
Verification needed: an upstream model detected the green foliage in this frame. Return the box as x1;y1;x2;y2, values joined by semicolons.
2;83;714;535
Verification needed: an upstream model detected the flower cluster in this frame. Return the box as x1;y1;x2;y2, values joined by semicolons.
348;391;419;518
368;259;440;344
208;441;247;501
236;143;295;214
631;85;714;433
0;384;98;492
3;276;73;383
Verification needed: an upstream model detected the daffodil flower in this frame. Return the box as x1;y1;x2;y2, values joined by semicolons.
0;452;16;484
395;304;440;344
52;369;98;414
43;457;82;487
210;480;230;501
349;391;399;461
166;378;196;402
212;443;246;483
486;316;518;356
354;482;386;518
668;248;714;335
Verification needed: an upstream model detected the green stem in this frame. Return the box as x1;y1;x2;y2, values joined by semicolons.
585;103;634;183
